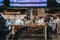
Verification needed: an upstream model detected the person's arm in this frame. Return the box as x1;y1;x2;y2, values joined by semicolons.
21;21;24;26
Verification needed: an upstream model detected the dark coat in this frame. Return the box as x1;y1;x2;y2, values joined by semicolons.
0;14;5;30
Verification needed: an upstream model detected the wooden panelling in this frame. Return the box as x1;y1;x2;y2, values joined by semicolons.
5;12;21;15
5;15;26;19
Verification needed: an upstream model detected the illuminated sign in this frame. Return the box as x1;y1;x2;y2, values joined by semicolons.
10;0;47;7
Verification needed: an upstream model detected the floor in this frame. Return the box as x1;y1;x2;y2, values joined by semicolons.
7;33;60;40
7;29;60;40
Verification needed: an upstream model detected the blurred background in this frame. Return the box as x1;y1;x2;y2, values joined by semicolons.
0;0;60;40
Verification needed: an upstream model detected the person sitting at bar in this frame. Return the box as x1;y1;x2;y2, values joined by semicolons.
15;18;24;26
14;18;24;39
35;16;39;24
5;17;12;29
38;17;44;25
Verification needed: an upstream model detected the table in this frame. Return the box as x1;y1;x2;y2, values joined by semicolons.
11;23;47;40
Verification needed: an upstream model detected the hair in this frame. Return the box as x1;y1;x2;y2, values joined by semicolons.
57;16;60;18
0;6;7;12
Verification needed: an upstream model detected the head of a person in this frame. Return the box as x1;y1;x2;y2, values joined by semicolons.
0;6;7;14
56;16;60;19
7;17;11;21
44;20;48;26
39;17;43;19
50;17;54;20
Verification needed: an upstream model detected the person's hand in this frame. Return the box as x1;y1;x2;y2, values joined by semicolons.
43;22;48;27
8;27;11;30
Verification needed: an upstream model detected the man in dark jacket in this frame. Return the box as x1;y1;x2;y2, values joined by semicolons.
0;6;10;40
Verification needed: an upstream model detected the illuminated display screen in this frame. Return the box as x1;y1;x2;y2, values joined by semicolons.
0;0;4;6
10;0;47;7
0;3;3;6
0;0;3;2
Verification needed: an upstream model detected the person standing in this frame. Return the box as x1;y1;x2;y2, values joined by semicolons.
0;6;10;40
48;17;56;31
38;17;44;25
56;16;60;34
48;17;57;38
14;18;24;39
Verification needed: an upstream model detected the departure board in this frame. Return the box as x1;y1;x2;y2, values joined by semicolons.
10;0;47;7
0;0;4;6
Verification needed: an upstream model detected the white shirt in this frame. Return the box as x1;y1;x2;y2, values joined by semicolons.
38;19;44;25
15;19;24;26
0;13;5;18
56;18;60;24
48;20;56;30
35;20;38;23
25;20;30;24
